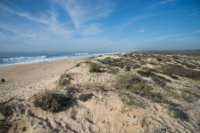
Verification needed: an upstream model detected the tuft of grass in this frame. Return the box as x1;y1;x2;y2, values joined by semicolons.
22;127;27;132
125;66;131;71
33;92;76;113
179;89;199;102
89;63;102;73
168;105;189;121
95;85;108;92
137;68;155;77
76;63;81;67
79;93;94;102
116;74;167;104
71;108;76;120
0;121;11;133
59;73;73;86
0;100;14;117
161;64;200;80
151;75;167;86
132;64;140;69
108;67;119;74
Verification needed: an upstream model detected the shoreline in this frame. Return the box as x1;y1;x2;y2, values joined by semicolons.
0;56;89;102
0;52;114;67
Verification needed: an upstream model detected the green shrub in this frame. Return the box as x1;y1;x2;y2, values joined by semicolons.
168;105;189;121
0;121;11;133
125;66;131;71
108;67;119;74
76;63;81;67
79;93;94;102
22;127;27;132
116;74;167;104
151;75;166;86
33;92;76;113
0;101;13;117
137;68;155;77
71;108;76;120
161;64;200;80
89;63;102;73
59;73;73;86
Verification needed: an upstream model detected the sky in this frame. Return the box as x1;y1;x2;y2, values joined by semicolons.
0;0;200;52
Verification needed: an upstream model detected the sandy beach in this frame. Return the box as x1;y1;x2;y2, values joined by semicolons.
0;58;83;102
0;53;200;133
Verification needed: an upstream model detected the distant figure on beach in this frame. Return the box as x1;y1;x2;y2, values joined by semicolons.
1;78;6;84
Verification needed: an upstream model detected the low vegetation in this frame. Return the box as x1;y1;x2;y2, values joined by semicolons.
116;74;168;104
33;92;76;113
168;105;189;121
79;93;94;102
137;67;156;77
151;75;167;86
98;57;139;70
161;64;200;80
59;73;73;86
179;89;199;102
89;63;102;73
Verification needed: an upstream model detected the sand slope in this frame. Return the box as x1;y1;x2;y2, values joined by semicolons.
0;53;200;133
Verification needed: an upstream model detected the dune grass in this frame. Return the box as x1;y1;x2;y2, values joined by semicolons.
98;57;140;70
79;93;94;102
33;91;76;113
116;74;168;104
89;63;102;73
59;73;73;86
161;64;200;80
168;105;189;121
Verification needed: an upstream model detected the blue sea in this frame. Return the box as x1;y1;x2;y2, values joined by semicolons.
0;51;108;66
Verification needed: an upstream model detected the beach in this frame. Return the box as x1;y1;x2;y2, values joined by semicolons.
0;58;82;102
0;52;200;133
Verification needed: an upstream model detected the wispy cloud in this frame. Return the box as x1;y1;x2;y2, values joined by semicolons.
53;0;114;29
139;29;145;33
110;13;162;33
146;0;175;9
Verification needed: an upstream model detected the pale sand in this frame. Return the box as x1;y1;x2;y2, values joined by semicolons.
0;58;82;102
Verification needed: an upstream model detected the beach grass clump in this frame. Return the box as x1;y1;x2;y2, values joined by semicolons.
0;100;14;117
137;67;155;77
161;64;200;80
168;105;189;121
33;92;76;113
116;74;167;104
108;67;119;74
89;63;102;73
71;108;76;120
59;73;73;86
151;75;167;86
0;121;11;133
95;86;108;92
98;58;124;68
79;93;94;102
132;64;140;69
179;89;199;102
76;63;81;67
98;57;139;71
125;66;131;71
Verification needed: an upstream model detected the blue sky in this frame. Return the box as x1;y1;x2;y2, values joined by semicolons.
0;0;200;52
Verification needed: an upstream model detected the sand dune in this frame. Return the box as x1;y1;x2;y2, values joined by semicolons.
0;53;200;133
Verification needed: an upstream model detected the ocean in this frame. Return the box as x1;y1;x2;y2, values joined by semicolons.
0;51;107;66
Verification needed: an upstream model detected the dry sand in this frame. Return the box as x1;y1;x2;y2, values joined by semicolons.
0;53;200;133
0;58;81;102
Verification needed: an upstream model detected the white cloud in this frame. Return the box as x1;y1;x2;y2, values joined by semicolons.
146;0;175;9
139;29;145;33
54;0;114;29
